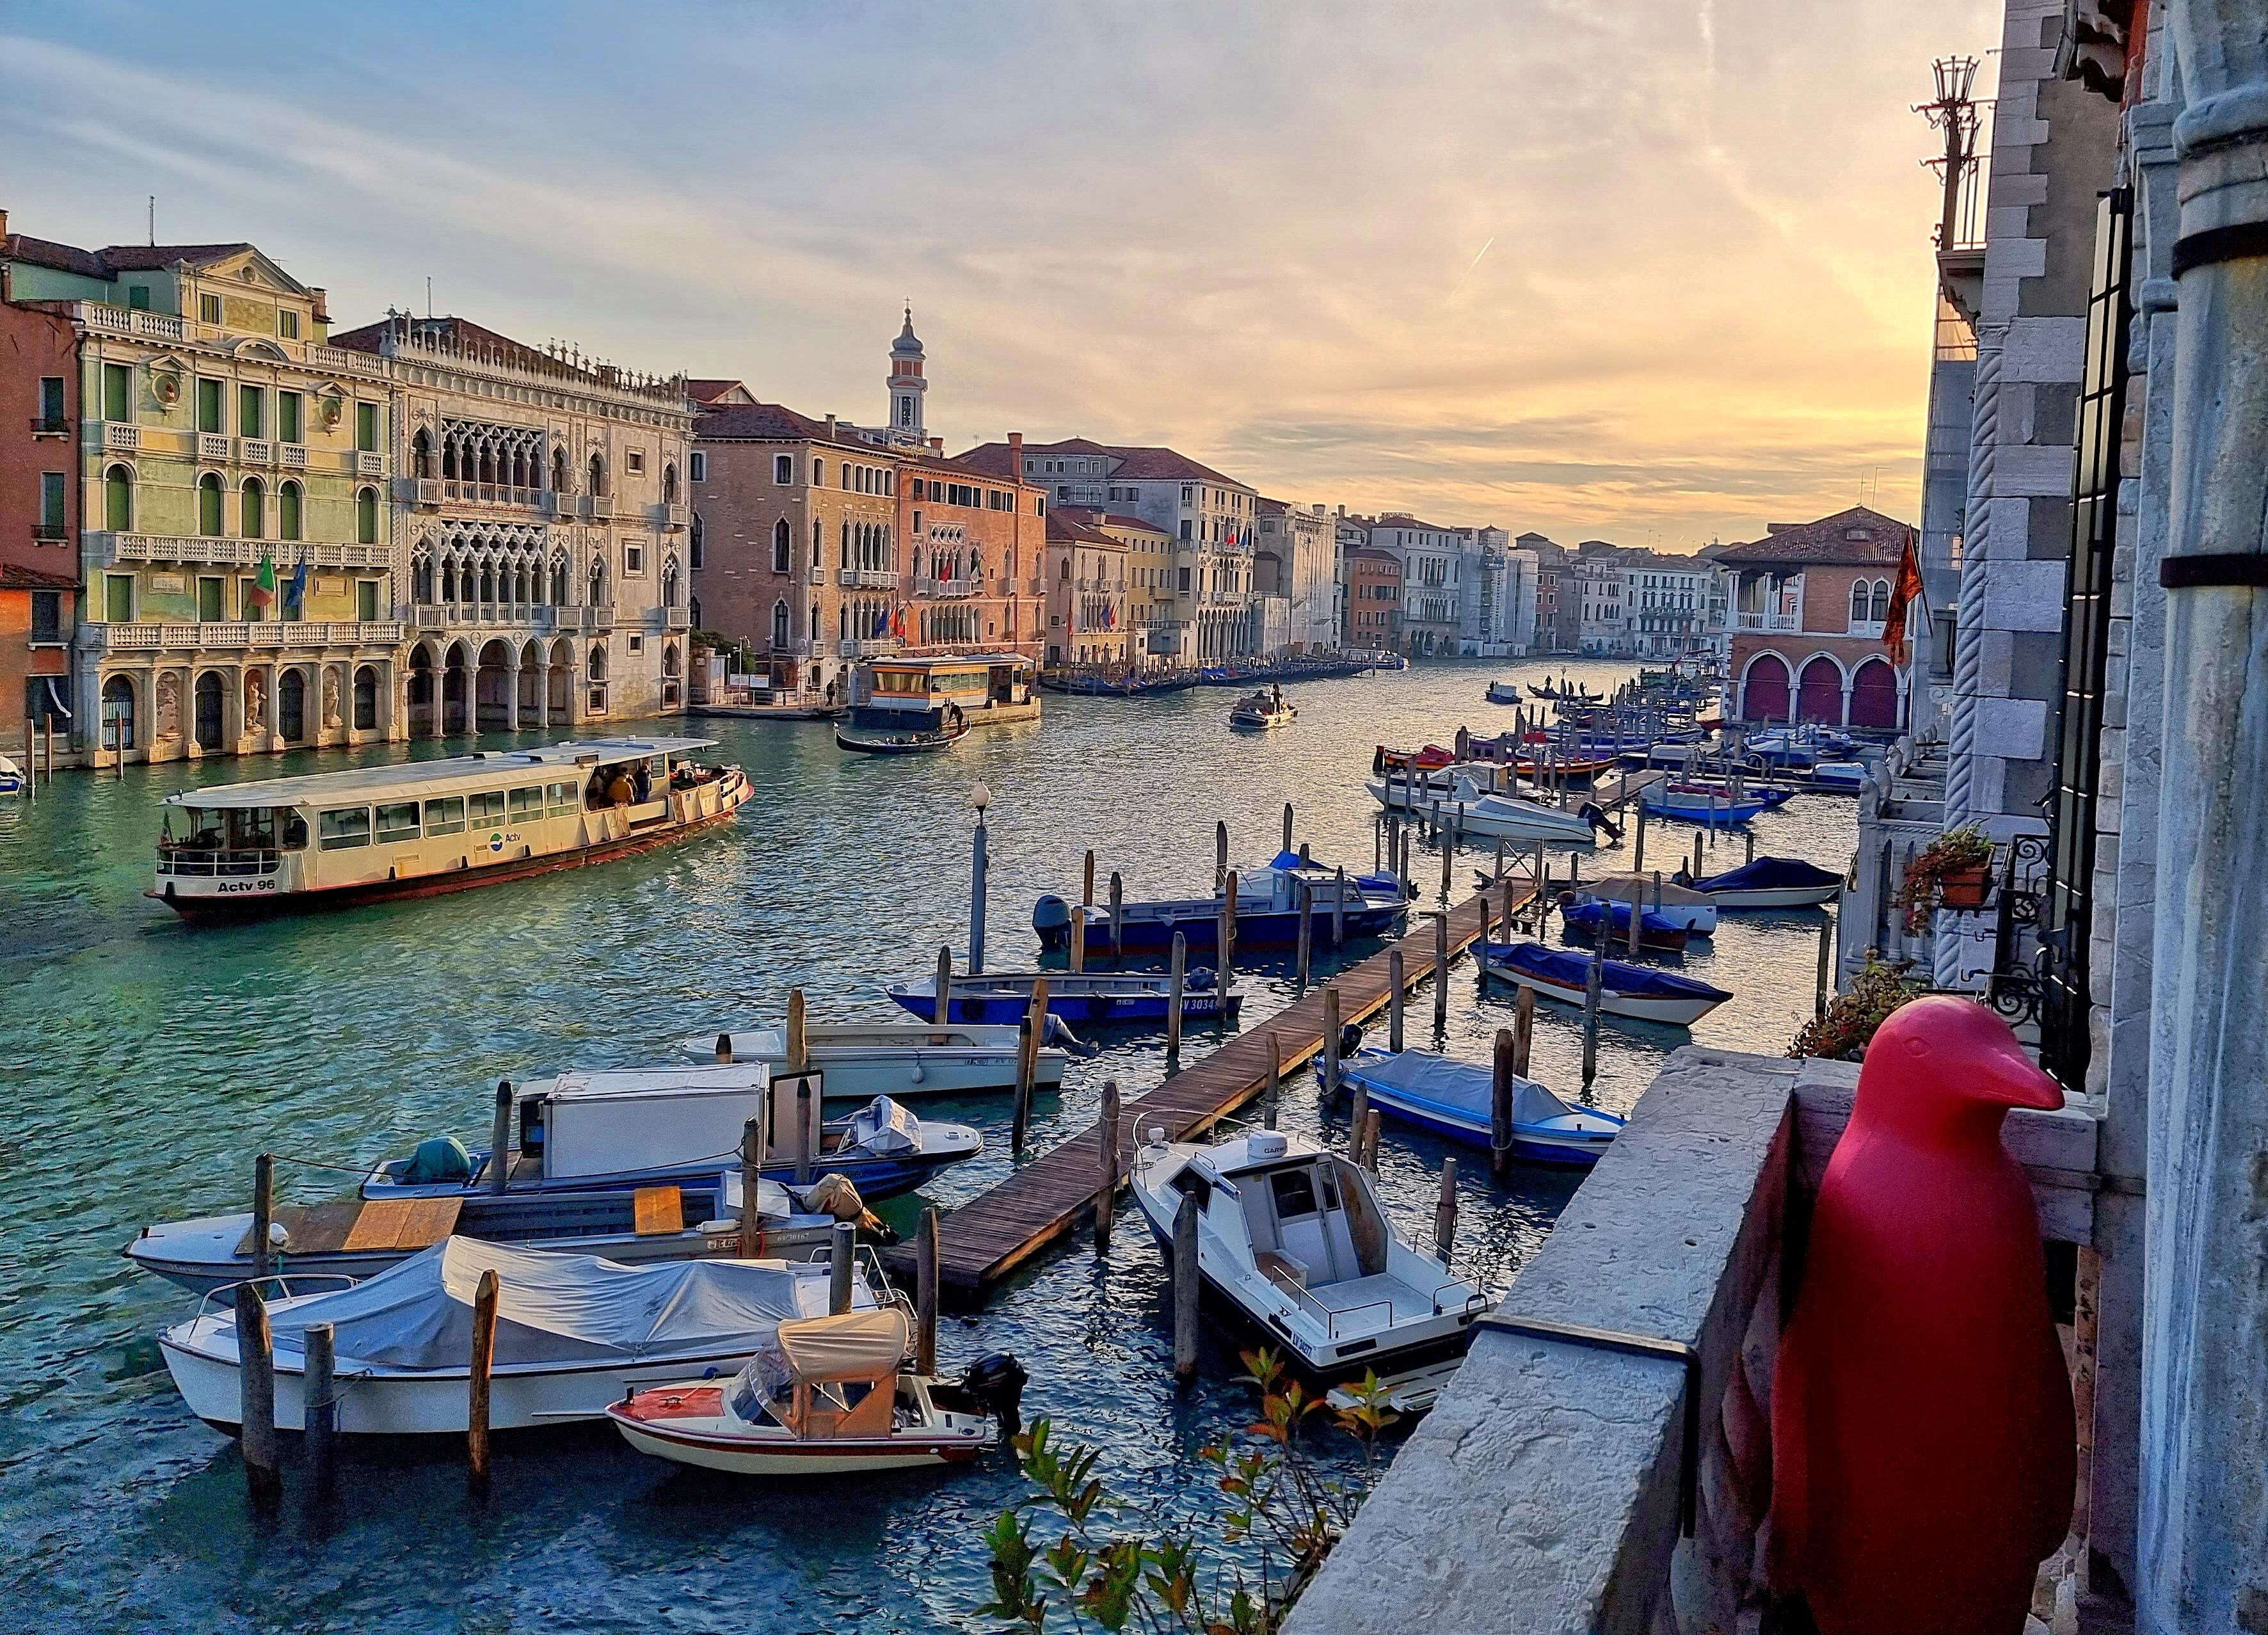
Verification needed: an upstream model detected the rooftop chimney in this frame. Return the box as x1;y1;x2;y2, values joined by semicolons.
1009;429;1023;474
825;413;837;442
0;208;10;243
929;436;943;452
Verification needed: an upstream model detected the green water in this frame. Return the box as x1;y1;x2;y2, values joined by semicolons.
0;657;1852;1632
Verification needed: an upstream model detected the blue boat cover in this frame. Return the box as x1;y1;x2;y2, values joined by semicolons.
1350;1049;1586;1129
1693;857;1842;893
1487;941;1731;1001
1561;898;1682;936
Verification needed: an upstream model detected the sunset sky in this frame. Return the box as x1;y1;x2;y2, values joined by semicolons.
0;0;2000;550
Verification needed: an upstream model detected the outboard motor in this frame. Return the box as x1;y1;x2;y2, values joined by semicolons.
1577;801;1624;844
1032;894;1072;949
961;1352;1030;1436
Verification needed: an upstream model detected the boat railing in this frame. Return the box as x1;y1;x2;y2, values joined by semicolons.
1281;1277;1396;1341
189;1272;360;1328
156;846;282;878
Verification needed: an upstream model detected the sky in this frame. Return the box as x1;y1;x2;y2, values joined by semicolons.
0;0;2000;550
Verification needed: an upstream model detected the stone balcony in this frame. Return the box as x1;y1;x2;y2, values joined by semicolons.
1288;1046;2098;1635
914;575;980;598
438;479;545;512
87;532;390;571
84;619;406;655
1735;611;1801;634
838;637;901;658
838;569;898;590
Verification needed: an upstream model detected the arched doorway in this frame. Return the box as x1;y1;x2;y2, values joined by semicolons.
353;664;380;733
518;641;545;723
548;638;575;725
1741;653;1791;723
193;671;225;751
407;645;437;735
100;674;137;754
278;667;307;743
1848;658;1899;730
475;639;513;731
443;642;470;735
1796;656;1844;725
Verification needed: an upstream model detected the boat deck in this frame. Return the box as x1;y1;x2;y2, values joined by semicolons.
889;888;1519;1304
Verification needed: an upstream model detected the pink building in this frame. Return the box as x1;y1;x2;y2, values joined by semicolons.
1719;506;1915;730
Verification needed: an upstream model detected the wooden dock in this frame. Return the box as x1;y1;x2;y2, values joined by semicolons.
891;886;1526;1304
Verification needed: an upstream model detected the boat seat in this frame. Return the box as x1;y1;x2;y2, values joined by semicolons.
1309;1273;1435;1328
1256;1250;1309;1291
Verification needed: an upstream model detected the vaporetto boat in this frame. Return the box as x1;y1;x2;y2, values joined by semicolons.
149;735;749;921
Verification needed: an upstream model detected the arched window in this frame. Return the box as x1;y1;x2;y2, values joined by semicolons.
663;643;681;678
587;644;607;682
589;558;607;607
1849;580;1870;625
662;463;679;504
353;664;379;731
840;519;851;567
550;553;570;606
552;447;568;493
772;600;790;649
411;429;432;479
662;559;680;609
771;518;790;573
356;486;378;545
689;595;701;628
809;603;820;641
413;551;435;603
811;518;822;568
278;481;302;542
104;464;133;531
198;472;224;537
812;458;825;487
442;557;458;603
690;513;705;570
588;452;605;497
1871;578;1892;623
102;674;138;751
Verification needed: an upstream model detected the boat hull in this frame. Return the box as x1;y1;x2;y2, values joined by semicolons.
1698;885;1841;909
888;980;1238;1028
609;1403;989;1474
1035;904;1405;955
1484;955;1727;1026
1335;1074;1616;1166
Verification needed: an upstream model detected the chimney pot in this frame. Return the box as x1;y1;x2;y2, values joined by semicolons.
825;413;837;440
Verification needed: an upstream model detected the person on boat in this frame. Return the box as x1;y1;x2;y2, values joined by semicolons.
631;761;653;803
1271;683;1284;710
605;766;636;807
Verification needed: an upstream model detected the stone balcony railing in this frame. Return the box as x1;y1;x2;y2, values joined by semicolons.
915;575;980;598
437;479;549;511
88;532;389;571
1735;611;1801;633
838;569;898;590
84;619;406;655
1288;1046;2097;1635
838;637;901;658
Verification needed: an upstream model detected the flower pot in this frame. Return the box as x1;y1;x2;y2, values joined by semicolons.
1937;866;1990;910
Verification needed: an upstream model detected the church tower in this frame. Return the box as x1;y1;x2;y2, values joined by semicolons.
887;305;926;446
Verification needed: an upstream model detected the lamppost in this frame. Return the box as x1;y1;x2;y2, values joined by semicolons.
969;781;990;975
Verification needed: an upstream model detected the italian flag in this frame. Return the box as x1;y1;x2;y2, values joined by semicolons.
248;549;277;614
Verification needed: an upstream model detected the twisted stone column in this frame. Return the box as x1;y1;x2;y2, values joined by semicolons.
2139;5;2268;1627
1936;331;2004;986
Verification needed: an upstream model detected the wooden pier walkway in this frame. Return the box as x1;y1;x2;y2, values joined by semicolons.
892;886;1528;1304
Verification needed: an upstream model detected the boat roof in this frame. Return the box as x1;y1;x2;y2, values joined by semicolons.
1192;1130;1332;1179
868;652;1033;672
161;737;717;810
539;1064;769;1103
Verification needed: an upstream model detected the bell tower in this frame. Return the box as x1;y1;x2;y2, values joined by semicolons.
887;303;925;447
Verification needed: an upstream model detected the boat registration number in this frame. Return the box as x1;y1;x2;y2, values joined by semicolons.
214;878;278;894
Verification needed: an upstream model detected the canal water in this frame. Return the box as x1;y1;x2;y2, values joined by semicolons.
0;658;1853;1634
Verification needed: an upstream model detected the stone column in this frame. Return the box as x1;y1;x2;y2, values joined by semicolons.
2140;6;2268;1627
506;656;522;732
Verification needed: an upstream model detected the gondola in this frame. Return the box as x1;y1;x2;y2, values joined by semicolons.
835;719;971;754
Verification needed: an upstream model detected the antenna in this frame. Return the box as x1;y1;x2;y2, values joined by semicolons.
426;276;433;319
147;195;154;246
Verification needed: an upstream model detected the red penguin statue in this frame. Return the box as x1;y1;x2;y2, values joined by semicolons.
1768;995;2073;1635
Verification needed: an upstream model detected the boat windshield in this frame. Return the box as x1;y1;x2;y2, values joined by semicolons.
159;805;301;854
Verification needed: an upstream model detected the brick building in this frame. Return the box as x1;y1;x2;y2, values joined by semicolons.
895;440;1045;660
0;261;78;757
1342;546;1402;650
1721;505;1915;729
1042;507;1129;669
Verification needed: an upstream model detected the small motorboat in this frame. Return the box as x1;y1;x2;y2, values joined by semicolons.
1327;1048;1624;1166
1128;1128;1487;1411
1034;850;1409;957
122;1169;859;1296
1557;895;1692;954
1483;681;1526;705
835;719;971;754
1366;769;1616;847
1808;761;1867;793
1372;743;1457;776
884;968;1240;1029
694;1021;1073;1099
1502;871;1716;934
1228;690;1297;731
1677;856;1844;908
1482;941;1732;1026
1639;783;1796;826
159;1238;873;1436
363;1066;980;1205
0;754;22;796
609;1309;1029;1476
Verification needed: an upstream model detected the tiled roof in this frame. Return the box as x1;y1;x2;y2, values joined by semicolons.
0;562;80;590
686;378;755;405
1714;506;1914;567
1346;547;1402;568
2;234;262;280
1373;514;1457;537
692;400;886;449
331;314;561;371
955;437;1250;490
1046;509;1119;546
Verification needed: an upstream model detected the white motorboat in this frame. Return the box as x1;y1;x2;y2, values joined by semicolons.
0;754;22;796
608;1309;1029;1476
1366;769;1611;846
158;1237;876;1436
1228;690;1297;731
691;1022;1071;1100
1676;856;1845;909
1128;1128;1488;1411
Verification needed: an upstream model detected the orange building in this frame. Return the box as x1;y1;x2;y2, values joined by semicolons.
1720;506;1915;730
0;269;79;758
895;435;1046;662
1343;546;1402;650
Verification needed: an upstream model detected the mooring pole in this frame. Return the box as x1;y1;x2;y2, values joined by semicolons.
794;1074;814;1187
970;802;989;975
304;1320;337;1496
1581;946;1605;1088
468;1266;500;1492
237;1282;280;1505
1215;820;1228;895
489;1081;513;1195
1296;878;1313;989
1492;1027;1516;1183
1323;987;1342;1097
1109;872;1124;963
829;1221;855;1314
1816;911;1834;1017
936;945;954;1027
1433;1156;1459;1264
916;1207;939;1375
1172;1193;1200;1385
1333;866;1347;947
1512;984;1535;1077
1263;1037;1281;1131
1096;1079;1122;1250
1433;911;1449;1032
250;1152;275;1282
1281;801;1293;855
1165;933;1186;1069
1218;870;1238;979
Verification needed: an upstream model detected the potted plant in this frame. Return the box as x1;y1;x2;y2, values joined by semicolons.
1895;825;1996;931
1789;957;1928;1061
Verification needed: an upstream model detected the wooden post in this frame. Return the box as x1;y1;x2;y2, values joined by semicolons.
1581;947;1605;1088
236;1282;280;1504
1633;806;1646;872
1433;1156;1458;1264
936;944;954;1027
489;1080;513;1194
1295;878;1313;988
1439;828;1452;900
1215;820;1228;895
787;987;808;1072
1491;1027;1516;1183
1477;895;1492;982
1692;831;1704;878
1433;911;1449;1032
1264;1035;1281;1130
829;1221;855;1314
739;1115;764;1256
1165;933;1186;1069
715;1030;732;1063
1172;1193;1200;1385
794;1074;814;1186
1373;815;1383;875
1396;824;1411;897
1501;873;1516;945
1097;1079;1122;1248
1746;828;1757;865
250;1152;275;1281
1218;870;1238;977
1070;905;1087;974
1333;866;1347;946
1109;872;1124;962
1361;1108;1382;1173
1388;949;1405;1053
467;1266;499;1492
1627;888;1643;957
1083;848;1096;909
1011;1023;1035;1156
915;1207;939;1376
1282;801;1293;854
1816;911;1834;1017
1512;985;1535;1076
1323;987;1342;1096
1494;837;1506;881
303;1320;336;1495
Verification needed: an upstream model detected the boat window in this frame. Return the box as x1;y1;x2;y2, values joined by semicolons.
423;795;466;836
1316;1168;1340;1212
507;785;544;820
468;789;506;824
280;810;308;850
546;781;579;815
1169;1168;1212;1210
1269;1167;1321;1220
317;806;371;850
374;802;420;845
225;808;279;850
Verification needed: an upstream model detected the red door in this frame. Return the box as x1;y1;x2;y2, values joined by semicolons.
1848;658;1899;729
1741;653;1790;723
1797;657;1844;724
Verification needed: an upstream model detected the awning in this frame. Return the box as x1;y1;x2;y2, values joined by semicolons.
776;1307;909;1384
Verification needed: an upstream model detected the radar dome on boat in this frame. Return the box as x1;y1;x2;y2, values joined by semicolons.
1247;1131;1289;1160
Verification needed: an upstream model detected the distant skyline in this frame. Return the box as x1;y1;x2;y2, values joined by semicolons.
0;0;1998;549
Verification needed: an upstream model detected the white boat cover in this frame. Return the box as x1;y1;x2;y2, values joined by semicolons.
256;1238;840;1371
1357;1050;1579;1128
847;1096;920;1157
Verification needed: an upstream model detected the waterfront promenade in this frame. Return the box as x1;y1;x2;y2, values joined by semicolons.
0;658;1854;1634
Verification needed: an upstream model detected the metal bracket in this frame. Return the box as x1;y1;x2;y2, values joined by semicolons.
1474;1311;1702;1537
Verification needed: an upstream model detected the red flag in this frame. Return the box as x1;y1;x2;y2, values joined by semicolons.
1883;539;1922;666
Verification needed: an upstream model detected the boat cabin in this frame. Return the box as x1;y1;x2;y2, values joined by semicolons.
514;1064;821;1185
731;1307;913;1439
152;736;740;913
1169;1135;1391;1298
847;654;1038;732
